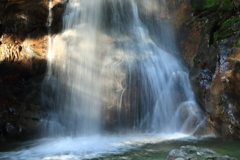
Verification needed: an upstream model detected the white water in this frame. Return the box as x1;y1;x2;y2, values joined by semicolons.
42;0;203;136
0;134;197;160
42;0;104;136
2;0;205;159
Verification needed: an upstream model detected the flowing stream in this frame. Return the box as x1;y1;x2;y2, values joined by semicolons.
0;0;206;159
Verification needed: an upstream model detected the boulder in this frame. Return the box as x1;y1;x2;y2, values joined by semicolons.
167;145;236;160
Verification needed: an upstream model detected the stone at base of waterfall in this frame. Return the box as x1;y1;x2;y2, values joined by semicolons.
167;145;236;160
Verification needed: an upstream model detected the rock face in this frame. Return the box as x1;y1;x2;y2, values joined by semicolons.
167;145;236;160
0;0;66;141
177;1;240;137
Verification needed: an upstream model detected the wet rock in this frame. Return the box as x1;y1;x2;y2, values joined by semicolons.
5;123;20;137
51;0;68;34
176;101;204;134
193;119;219;136
0;67;44;141
0;99;41;141
178;0;240;137
0;0;66;70
167;145;236;160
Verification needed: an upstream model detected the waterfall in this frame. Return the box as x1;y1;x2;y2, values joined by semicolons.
42;0;203;136
0;0;207;159
42;0;104;136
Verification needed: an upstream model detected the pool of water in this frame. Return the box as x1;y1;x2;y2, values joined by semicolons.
100;136;240;160
0;134;239;160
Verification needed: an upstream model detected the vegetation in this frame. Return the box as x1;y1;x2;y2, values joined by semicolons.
191;0;240;44
192;0;240;10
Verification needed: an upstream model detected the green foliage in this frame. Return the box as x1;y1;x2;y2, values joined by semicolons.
203;0;221;9
213;31;228;42
222;17;240;28
219;0;233;10
192;0;240;43
191;0;219;10
214;17;240;42
192;1;199;8
192;0;238;10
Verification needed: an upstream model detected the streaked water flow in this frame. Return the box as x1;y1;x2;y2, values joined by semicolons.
0;0;205;159
42;0;203;135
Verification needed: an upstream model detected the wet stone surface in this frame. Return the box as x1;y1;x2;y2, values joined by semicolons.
181;0;240;138
167;145;236;160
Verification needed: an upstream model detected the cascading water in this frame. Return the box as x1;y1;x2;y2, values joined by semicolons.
0;0;206;159
42;0;105;136
42;0;203;136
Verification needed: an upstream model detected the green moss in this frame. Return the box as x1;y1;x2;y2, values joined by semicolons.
219;0;233;10
203;0;221;9
192;0;237;10
191;0;240;44
211;13;240;43
222;17;240;28
192;1;199;9
191;0;218;10
213;17;240;42
213;31;228;41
